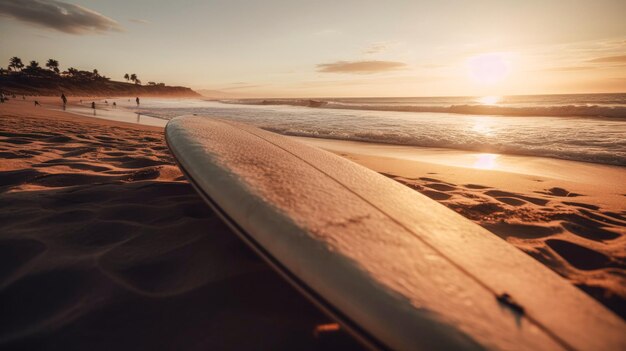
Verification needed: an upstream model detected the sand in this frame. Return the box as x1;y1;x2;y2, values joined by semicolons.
295;137;626;319
0;99;361;350
1;97;624;349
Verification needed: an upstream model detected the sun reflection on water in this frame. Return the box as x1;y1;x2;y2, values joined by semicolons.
473;153;499;169
477;95;501;105
471;118;494;136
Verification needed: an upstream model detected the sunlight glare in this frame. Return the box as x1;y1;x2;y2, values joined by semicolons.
477;95;501;105
467;53;511;85
473;153;499;169
471;118;494;136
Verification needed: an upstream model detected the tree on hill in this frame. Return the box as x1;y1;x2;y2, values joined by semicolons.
130;73;137;84
124;73;130;82
23;61;46;77
8;57;24;71
64;67;79;77
46;59;60;74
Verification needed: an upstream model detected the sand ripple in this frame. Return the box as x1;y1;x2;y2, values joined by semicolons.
0;114;361;350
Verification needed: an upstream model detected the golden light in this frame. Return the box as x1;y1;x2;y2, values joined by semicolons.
477;95;501;105
473;153;499;169
470;117;496;136
466;53;511;85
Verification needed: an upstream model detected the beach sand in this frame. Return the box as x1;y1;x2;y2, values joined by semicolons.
0;99;362;350
1;98;624;349
296;137;626;320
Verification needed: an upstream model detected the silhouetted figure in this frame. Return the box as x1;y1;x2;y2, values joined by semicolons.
105;100;108;104
113;102;117;108
34;101;40;107
136;97;140;106
61;93;67;110
91;101;96;115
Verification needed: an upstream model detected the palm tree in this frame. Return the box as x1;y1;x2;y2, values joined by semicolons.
130;73;137;83
46;59;60;74
124;73;130;82
93;69;99;77
23;61;43;77
65;67;79;77
8;57;24;71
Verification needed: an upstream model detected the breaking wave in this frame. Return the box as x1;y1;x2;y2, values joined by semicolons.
222;99;626;118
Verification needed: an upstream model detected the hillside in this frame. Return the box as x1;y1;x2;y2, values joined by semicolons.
0;74;199;97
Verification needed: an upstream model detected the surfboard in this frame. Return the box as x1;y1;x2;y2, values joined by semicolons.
165;116;625;351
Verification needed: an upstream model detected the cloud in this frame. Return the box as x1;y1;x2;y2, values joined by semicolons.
317;60;407;74
587;55;626;64
364;43;387;54
0;0;123;34
129;18;150;25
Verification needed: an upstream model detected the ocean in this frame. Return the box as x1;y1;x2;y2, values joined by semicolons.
121;93;626;166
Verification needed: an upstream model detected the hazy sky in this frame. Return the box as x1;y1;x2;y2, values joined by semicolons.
1;0;625;97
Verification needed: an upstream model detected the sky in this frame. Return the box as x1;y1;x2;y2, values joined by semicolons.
1;0;625;97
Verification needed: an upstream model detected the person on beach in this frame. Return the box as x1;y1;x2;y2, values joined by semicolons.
91;101;96;115
61;93;67;110
34;101;40;107
136;97;140;106
113;102;117;108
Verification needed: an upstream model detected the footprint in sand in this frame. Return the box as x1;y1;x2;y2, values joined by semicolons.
481;223;562;239
563;201;599;210
546;239;612;270
463;184;491;190
537;187;582;197
557;213;621;241
423;183;456;192
484;190;549;206
420;190;452;200
493;197;526;206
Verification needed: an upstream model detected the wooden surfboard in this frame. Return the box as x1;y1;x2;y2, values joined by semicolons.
165;116;625;351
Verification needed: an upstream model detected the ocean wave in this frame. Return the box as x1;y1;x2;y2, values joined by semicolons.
221;99;626;118
263;127;626;166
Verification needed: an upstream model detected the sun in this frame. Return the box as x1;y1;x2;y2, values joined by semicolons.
466;53;512;85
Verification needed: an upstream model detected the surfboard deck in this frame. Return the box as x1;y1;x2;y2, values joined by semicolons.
165;116;625;351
